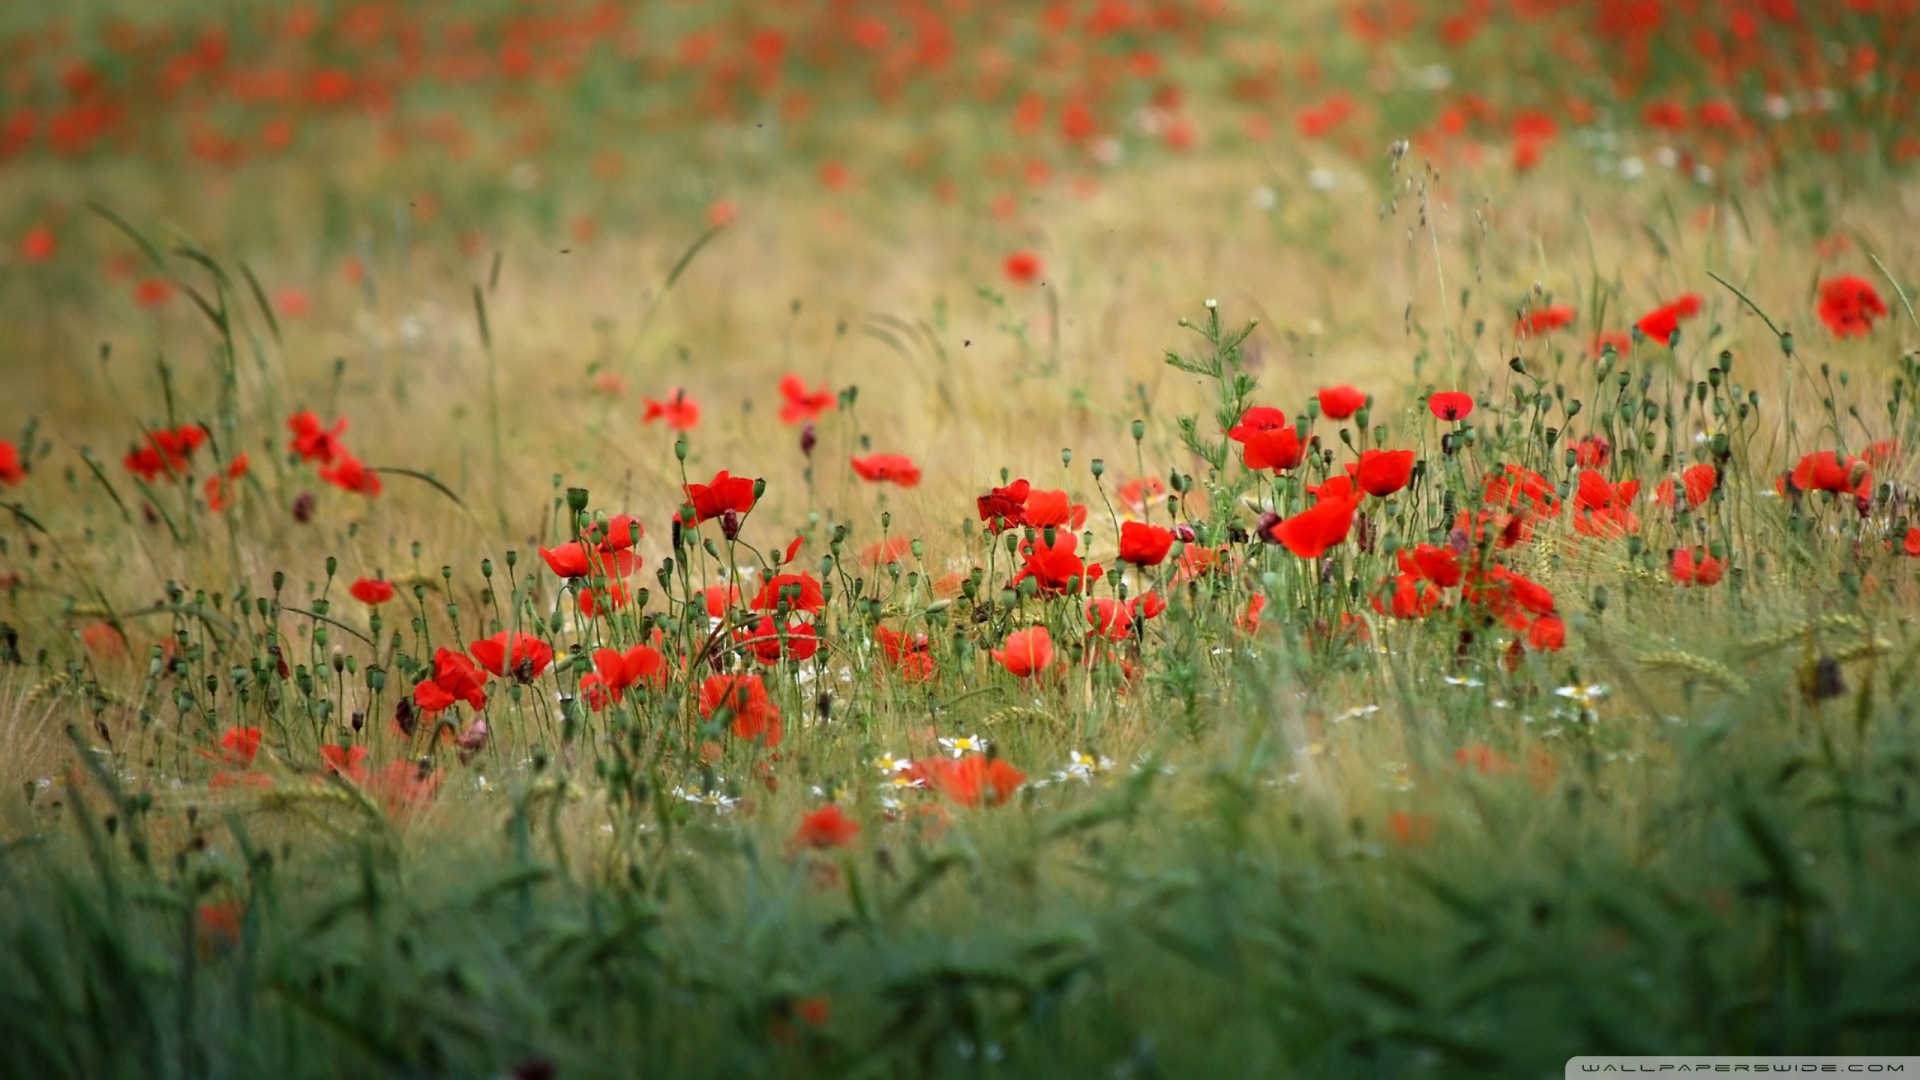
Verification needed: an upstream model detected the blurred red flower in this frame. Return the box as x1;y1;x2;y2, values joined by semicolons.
1003;251;1042;284
1817;276;1888;337
779;375;834;424
992;626;1054;677
792;804;860;850
850;454;921;487
1118;520;1174;566
1318;385;1366;419
642;389;700;430
1635;294;1702;346
350;577;395;605
929;754;1025;807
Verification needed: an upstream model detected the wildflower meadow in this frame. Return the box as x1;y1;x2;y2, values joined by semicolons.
5;1;1920;1076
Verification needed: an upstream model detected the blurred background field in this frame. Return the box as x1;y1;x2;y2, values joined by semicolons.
5;1;1920;1077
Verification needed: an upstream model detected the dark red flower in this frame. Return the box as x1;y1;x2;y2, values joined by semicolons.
1117;520;1174;566
1817;276;1888;337
779;375;834;425
1428;391;1474;421
851;454;921;487
469;631;553;683
977;478;1031;530
1317;385;1366;419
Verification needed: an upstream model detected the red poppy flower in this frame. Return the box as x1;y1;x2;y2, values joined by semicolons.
875;625;937;681
928;754;1025;807
319;744;368;784
1317;385;1366;419
1670;546;1724;586
1455;745;1515;775
1013;531;1099;596
1525;614;1566;651
779;375;834;424
1117;476;1168;516
860;537;912;565
977;479;1031;530
793;804;860;850
134;277;175;307
210;726;262;768
318;455;382;496
1350;449;1415;497
1117;520;1174;566
1515;305;1576;338
578;644;666;711
1635;293;1702;345
350;577;395;605
992;626;1054;677
1654;463;1717;509
1574;435;1612;468
1790;451;1869;496
1571;471;1641;537
850;454;921;487
738;616;820;663
0;440;23;485
1817;276;1888;337
125;424;208;482
414;647;489;714
1085;597;1136;641
577;583;634;617
1003;251;1042;284
1905;528;1920;558
19;225;54;262
642;389;700;430
368;760;443;819
1592;331;1635;358
683;469;757;524
203;454;250;512
469;631;553;683
1237;594;1267;635
1024;488;1087;529
698;673;783;745
287;411;348;465
1483;464;1562;516
1428;391;1474;421
1273;496;1359;558
1227;407;1305;471
1372;574;1443;619
752;572;825;614
1396;543;1462;587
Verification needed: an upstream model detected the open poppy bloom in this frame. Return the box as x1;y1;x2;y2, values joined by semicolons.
368;759;443;819
1515;305;1576;338
792;804;860;850
318;454;382;496
414;648;489;714
0;440;23;485
1271;494;1359;558
1317;385;1366;419
125;424;208;482
928;754;1025;807
1372;574;1444;619
1817;276;1888;337
1571;471;1641;537
203;726;262;769
580;644;667;709
1654;463;1717;509
1085;597;1136;641
287;411;348;464
319;744;369;784
977;479;1031;530
699;673;783;745
875;625;937;682
1483;463;1562;516
1669;546;1725;586
992;625;1054;677
204;453;250;512
350;577;395;605
752;572;826;614
779;374;835;424
1118;520;1174;566
1635;294;1702;345
1227;407;1305;471
1397;543;1462;587
470;631;554;683
683;470;757;524
642;389;700;430
737;616;820;663
1428;391;1474;421
1003;251;1042;284
1013;531;1100;596
1574;435;1612;468
1789;451;1870;497
1024;488;1087;529
1349;449;1415;497
850;454;921;487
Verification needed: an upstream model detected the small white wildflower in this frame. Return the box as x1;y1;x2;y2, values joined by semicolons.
1442;675;1485;688
1335;704;1380;723
938;734;987;758
1554;683;1608;707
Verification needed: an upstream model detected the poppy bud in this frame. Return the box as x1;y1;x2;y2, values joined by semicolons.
1061;448;1073;467
481;558;493;579
351;710;364;732
1509;356;1526;374
721;510;742;540
1780;331;1794;357
325;555;338;578
1091;458;1104;478
1354;406;1370;428
567;487;590;513
674;437;688;462
1173;523;1196;543
753;477;767;501
1565;399;1583;418
1131;419;1146;442
366;664;386;690
292;492;315;523
799;424;816;457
